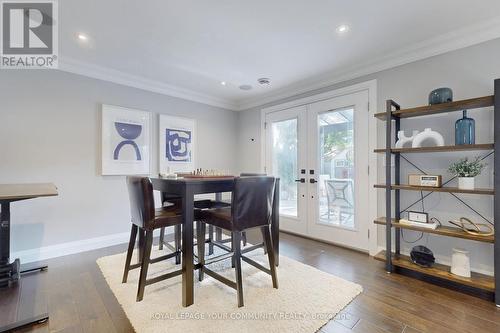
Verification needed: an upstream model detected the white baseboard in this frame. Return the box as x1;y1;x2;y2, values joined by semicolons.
11;228;175;264
11;232;132;264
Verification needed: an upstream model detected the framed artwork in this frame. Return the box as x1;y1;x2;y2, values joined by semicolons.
159;114;196;173
101;104;151;175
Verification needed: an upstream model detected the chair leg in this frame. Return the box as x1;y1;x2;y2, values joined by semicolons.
197;222;206;281
216;227;222;242
159;227;165;250
242;231;247;247
136;230;153;302
260;227;268;254
208;225;214;255
122;224;138;283
262;226;278;289
175;224;181;265
231;233;235;268
233;231;244;307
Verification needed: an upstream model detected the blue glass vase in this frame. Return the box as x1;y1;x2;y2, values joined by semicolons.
455;110;475;145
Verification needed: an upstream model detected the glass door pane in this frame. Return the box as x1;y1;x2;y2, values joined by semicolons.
317;108;355;228
271;118;298;217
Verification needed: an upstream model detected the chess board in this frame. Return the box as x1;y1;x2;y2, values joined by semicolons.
181;174;235;179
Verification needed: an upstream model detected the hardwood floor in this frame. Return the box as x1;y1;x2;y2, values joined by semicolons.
2;232;500;333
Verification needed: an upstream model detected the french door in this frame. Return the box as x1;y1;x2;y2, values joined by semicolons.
265;91;370;251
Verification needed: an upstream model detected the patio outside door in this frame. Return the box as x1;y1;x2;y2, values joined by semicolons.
265;90;370;251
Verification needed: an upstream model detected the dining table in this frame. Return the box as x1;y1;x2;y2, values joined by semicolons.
150;176;279;307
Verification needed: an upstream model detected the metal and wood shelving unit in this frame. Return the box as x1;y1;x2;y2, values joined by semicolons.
374;79;500;305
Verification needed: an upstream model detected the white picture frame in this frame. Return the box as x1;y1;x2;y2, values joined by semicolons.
101;104;151;175
159;114;196;174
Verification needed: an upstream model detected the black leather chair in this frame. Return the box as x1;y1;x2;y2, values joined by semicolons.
203;173;266;251
196;176;278;307
122;177;183;302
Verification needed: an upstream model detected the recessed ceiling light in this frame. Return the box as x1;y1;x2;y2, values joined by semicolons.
77;33;88;41
336;24;349;34
220;81;227;86
239;84;252;91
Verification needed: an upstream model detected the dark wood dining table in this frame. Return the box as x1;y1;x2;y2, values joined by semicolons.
151;176;279;307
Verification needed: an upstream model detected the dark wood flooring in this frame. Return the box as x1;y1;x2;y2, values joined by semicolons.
2;232;500;333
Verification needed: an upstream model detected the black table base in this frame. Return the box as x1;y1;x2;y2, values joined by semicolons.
1;201;50;332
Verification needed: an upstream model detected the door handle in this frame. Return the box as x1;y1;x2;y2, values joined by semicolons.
295;178;306;183
309;179;317;184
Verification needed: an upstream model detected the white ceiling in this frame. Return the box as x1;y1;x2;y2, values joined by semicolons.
58;1;500;110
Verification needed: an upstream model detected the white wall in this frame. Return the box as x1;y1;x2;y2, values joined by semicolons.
0;70;238;259
236;38;500;275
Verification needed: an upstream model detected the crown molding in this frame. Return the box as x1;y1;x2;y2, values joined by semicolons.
58;57;239;110
235;16;500;111
57;16;500;112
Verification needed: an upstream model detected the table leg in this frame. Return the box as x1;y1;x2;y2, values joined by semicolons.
0;202;11;288
214;193;223;243
0;313;49;333
272;179;280;266
181;188;194;307
0;201;50;332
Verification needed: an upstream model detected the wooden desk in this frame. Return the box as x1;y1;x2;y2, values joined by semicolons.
151;177;279;307
0;183;58;332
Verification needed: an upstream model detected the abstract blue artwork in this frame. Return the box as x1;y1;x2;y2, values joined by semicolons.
165;128;192;162
113;122;142;160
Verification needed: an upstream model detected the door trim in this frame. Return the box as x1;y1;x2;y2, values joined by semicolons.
260;80;378;256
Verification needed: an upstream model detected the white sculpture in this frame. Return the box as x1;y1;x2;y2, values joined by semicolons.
395;130;419;148
412;128;445;148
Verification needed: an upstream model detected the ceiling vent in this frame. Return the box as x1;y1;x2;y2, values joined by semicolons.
257;77;271;85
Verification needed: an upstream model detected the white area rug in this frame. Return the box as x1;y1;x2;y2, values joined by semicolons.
97;245;362;333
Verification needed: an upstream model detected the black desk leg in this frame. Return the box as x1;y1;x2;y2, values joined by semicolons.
181;188;194;307
0;201;49;333
0;202;11;288
0;313;49;333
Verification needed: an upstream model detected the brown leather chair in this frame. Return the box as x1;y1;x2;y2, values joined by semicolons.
196;176;278;307
122;176;183;302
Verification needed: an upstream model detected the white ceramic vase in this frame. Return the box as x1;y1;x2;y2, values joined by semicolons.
395;130;419;148
450;248;471;278
458;177;475;190
411;128;445;148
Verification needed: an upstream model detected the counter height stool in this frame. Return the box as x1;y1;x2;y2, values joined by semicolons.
204;173;267;253
123;176;184;302
196;176;278;307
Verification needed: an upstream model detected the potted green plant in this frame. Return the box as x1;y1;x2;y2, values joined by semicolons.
448;157;485;190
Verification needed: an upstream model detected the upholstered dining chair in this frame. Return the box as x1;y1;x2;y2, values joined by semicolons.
122;176;183;302
196;176;278;307
204;173;266;252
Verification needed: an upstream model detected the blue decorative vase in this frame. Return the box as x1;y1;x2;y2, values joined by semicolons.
429;88;453;105
455;110;475;145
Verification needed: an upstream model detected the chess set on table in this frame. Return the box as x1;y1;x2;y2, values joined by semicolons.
160;169;234;179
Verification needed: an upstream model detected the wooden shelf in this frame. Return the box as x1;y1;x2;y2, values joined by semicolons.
374;184;494;195
374;96;494;119
374;217;494;243
374;250;495;292
374;144;494;154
